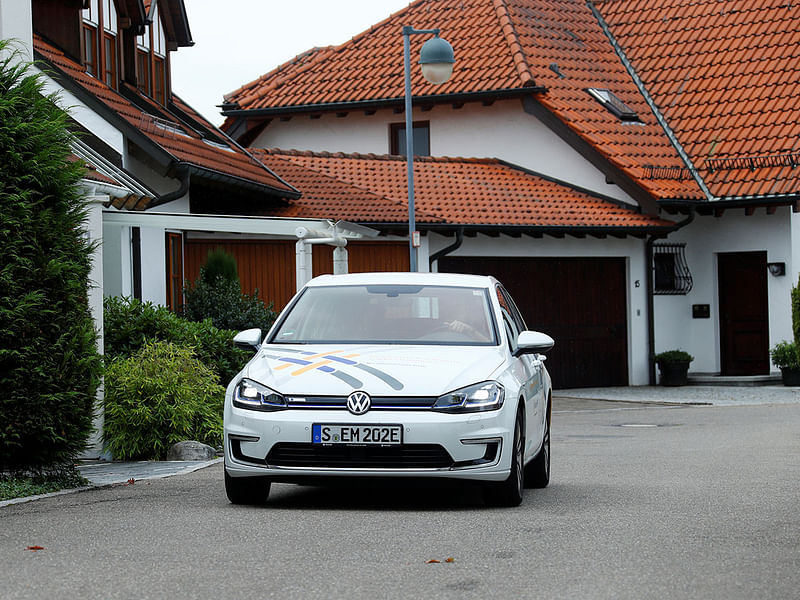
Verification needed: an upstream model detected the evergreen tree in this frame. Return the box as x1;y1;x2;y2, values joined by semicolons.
0;41;103;471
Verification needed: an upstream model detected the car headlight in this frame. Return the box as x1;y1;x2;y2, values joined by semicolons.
433;381;505;413
233;378;287;411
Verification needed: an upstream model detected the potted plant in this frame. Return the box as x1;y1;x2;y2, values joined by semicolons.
770;340;800;386
770;274;800;386
654;350;694;386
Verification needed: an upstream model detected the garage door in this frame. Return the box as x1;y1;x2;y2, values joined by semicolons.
439;257;628;389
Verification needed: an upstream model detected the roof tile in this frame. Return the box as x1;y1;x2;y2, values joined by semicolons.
599;0;800;200
224;0;701;201
252;148;673;230
33;35;296;197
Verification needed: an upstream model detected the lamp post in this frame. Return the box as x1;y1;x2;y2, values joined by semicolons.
402;26;454;272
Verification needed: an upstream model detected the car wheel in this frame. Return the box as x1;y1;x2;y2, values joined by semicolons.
484;409;524;507
224;469;271;505
524;408;550;489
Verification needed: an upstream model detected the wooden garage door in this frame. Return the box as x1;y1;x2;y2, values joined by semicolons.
439;257;628;389
184;240;296;310
185;240;409;312
313;242;409;275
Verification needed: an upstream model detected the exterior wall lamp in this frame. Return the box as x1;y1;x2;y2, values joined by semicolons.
402;26;454;271
767;262;786;276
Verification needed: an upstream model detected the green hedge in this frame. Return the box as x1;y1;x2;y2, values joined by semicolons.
103;296;249;386
103;341;224;460
0;43;102;471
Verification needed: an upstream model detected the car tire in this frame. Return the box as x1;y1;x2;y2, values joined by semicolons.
524;408;550;489
484;409;524;507
224;469;271;505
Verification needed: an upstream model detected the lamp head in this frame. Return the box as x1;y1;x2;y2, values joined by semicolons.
419;35;455;84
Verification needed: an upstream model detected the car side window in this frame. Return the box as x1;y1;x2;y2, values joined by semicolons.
498;303;520;352
498;285;527;333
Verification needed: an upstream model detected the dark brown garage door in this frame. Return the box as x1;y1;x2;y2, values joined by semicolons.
439;257;628;389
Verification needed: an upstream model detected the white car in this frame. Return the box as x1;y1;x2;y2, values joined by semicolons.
223;272;554;506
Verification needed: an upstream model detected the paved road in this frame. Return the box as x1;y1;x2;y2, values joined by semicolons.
2;399;798;599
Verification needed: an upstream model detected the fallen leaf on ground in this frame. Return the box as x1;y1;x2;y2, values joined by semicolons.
426;559;441;564
445;557;455;563
26;546;45;552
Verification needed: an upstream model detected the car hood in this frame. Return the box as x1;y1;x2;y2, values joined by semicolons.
246;343;507;397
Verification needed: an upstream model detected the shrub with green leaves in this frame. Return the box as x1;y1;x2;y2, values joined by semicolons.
103;341;225;460
181;250;277;334
654;350;694;365
200;248;238;285
792;274;800;345
182;276;277;334
0;42;102;471
770;340;800;369
103;295;248;385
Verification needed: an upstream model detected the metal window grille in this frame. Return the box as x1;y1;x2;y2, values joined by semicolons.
653;243;692;295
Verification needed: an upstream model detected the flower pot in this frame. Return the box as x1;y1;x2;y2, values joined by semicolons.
779;367;800;386
657;361;690;386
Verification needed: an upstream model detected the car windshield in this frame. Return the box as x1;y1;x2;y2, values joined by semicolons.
271;284;498;345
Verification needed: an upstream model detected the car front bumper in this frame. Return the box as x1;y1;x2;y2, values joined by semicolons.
223;405;514;482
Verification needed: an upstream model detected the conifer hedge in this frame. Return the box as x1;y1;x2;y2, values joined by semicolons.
0;42;103;471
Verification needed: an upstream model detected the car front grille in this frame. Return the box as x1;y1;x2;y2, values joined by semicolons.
265;443;454;469
285;396;436;410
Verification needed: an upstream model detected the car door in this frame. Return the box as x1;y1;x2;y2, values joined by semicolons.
496;285;542;459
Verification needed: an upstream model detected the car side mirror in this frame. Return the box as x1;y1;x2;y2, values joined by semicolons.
514;330;554;357
233;328;262;352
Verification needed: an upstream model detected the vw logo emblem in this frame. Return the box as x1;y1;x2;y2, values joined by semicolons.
346;391;371;415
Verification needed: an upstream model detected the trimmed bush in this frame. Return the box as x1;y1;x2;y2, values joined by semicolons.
103;341;224;460
791;274;800;347
182;276;277;334
0;43;102;471
654;350;694;365
200;248;238;285
103;295;249;385
181;249;276;334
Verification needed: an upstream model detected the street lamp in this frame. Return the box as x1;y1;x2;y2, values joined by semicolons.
402;26;454;272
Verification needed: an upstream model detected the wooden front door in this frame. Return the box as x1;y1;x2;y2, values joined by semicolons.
718;252;769;375
439;256;629;389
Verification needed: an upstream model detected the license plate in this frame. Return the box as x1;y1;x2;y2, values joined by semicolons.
312;424;403;445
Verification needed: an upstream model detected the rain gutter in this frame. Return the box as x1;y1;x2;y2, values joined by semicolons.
429;228;464;271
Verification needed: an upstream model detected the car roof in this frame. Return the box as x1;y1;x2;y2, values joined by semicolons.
305;272;498;289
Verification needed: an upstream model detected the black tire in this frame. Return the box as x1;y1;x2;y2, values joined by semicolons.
224;469;271;505
484;409;524;507
524;406;550;489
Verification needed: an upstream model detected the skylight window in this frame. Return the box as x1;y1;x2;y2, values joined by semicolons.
202;138;235;153
587;88;640;122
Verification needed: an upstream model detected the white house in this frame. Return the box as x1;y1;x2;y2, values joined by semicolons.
219;0;800;388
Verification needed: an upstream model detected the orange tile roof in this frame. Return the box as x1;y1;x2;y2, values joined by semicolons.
591;0;800;200
33;35;297;200
223;0;701;201
252;149;675;232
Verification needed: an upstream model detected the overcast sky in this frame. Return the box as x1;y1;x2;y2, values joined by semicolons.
171;0;412;126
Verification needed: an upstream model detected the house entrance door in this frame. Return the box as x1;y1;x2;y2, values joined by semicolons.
718;251;769;375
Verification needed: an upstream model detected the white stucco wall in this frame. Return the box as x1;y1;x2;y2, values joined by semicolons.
0;1;32;59
653;208;795;375
83;197;106;458
253;100;637;205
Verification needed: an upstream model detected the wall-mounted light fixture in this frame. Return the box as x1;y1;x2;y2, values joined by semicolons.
767;262;786;276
